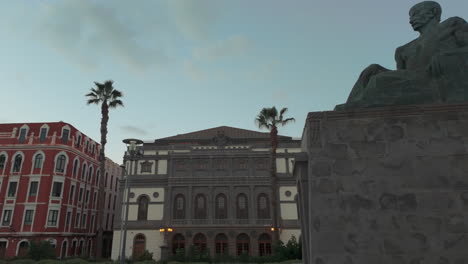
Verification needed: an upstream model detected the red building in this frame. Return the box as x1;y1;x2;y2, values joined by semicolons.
0;122;122;259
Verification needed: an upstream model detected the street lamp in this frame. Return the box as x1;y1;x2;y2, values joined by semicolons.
119;139;143;264
159;227;173;263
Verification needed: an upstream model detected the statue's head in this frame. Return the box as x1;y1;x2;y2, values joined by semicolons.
409;1;441;31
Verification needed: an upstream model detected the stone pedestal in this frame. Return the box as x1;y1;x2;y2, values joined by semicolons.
296;103;468;264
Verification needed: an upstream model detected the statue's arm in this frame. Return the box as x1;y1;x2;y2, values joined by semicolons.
395;46;406;70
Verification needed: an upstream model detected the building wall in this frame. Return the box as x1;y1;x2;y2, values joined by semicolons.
112;130;302;261
0;122;122;259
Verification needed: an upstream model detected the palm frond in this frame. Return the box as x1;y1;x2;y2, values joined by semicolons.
86;98;101;105
280;117;295;126
109;99;124;108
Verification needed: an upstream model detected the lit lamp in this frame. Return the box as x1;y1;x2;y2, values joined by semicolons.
119;138;143;264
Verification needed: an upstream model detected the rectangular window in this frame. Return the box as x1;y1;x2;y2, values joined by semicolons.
29;181;38;197
108;194;111;209
78;188;83;202
69;185;75;203
61;129;69;144
76;135;81;147
39;128;47;142
47;210;59;226
7;182;17;197
75;212;81;228
65;211;71;227
113;196;117;210
18;128;27;143
24;209;34;225
106;214;109;230
51;182;63;198
2;210;12;226
85;141;89;153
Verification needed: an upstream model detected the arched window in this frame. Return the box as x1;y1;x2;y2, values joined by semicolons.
12;154;23;173
236;234;250;256
137;196;149;220
33;153;44;169
17;241;29;257
39;124;49;142
215;233;228;255
88;167;93;182
81;164;87;180
133;234;146;260
194;194;207;219
258;233;272;256
193;233;207;252
173;194;185;219
172;234;185;255
96;170;100;185
236;194;249;219
72;159;79;177
257;194;270;219
0;154;6;170
55;154;67;173
71;240;77;256
215;194;227;219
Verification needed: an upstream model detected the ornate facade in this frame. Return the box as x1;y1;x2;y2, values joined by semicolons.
112;126;301;260
0;122;122;259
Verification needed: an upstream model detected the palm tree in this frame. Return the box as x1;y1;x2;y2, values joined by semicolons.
85;80;123;258
255;107;295;243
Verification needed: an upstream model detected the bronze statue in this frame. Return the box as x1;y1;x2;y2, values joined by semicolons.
335;1;468;110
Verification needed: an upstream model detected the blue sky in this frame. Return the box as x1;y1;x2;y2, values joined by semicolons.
0;0;467;163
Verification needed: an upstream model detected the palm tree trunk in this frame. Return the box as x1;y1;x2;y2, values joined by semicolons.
96;102;109;258
270;126;280;243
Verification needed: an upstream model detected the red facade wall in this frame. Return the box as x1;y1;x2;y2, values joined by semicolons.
0;122;122;259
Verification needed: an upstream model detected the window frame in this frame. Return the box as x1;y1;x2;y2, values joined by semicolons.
1;209;13;226
46;209;60;227
23;209;35;225
7;181;18;198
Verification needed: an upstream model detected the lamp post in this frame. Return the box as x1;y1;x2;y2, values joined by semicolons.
159;227;173;263
119;138;143;264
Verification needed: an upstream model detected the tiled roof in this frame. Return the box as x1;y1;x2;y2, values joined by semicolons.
156;126;291;141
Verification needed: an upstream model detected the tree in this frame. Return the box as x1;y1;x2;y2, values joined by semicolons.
28;241;55;260
85;80;124;257
255;107;295;242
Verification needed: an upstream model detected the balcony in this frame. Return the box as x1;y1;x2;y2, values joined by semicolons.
170;218;272;226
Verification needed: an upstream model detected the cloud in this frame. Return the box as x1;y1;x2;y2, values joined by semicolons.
120;125;149;136
35;0;169;72
193;35;252;61
184;61;205;81
167;0;217;42
248;60;279;80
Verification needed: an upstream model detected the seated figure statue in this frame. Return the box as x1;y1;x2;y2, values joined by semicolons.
335;1;468;110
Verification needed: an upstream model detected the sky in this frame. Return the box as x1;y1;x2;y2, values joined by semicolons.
0;0;467;163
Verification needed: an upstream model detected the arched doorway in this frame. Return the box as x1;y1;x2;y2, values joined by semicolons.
172;234;185;255
215;233;228;255
258;233;272;256
0;240;7;259
133;234;146;260
61;240;68;259
236;233;250;256
17;241;29;257
193;233;207;252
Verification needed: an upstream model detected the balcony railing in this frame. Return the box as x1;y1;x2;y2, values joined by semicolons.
170;218;272;226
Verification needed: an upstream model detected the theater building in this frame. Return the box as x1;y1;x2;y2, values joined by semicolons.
111;126;301;260
0;122;122;259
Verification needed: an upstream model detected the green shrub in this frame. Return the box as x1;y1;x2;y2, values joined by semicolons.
10;260;37;264
28;241;56;260
36;260;62;264
64;259;91;264
136;249;154;261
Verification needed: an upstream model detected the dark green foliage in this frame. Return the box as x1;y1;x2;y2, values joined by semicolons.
28;241;56;261
136;250;154;261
